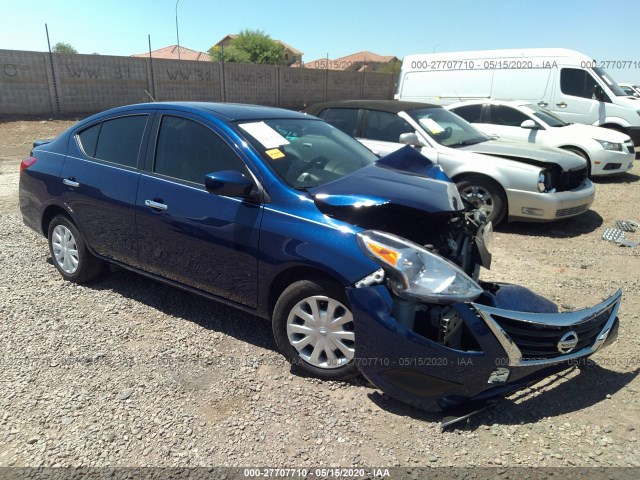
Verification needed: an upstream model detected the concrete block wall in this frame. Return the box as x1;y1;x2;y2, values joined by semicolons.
0;49;396;116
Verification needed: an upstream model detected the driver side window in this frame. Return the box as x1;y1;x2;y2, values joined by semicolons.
154;116;249;184
364;110;414;143
489;106;529;127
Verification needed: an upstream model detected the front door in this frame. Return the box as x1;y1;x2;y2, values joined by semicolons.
136;114;262;308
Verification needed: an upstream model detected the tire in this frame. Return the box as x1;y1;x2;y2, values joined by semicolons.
562;147;591;178
456;176;507;226
47;215;103;283
272;279;359;380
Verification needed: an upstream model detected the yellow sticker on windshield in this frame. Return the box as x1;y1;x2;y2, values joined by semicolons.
266;148;285;160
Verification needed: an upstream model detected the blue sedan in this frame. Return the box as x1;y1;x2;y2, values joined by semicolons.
19;102;622;414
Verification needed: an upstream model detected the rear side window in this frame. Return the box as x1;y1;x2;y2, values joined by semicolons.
451;104;483;123
560;68;599;99
78;124;100;157
77;115;148;168
489;106;529;127
154;115;249;184
318;108;359;136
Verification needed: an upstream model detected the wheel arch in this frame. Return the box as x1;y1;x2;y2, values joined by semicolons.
267;266;347;318
41;204;74;237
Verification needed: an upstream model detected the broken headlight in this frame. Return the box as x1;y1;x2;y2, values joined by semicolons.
356;230;483;304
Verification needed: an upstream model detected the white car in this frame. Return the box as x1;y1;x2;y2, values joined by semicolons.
306;100;595;226
447;100;635;177
619;83;640;98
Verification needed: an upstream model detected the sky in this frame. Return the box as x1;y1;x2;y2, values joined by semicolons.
1;0;639;84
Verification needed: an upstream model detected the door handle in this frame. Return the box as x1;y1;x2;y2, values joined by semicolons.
490;134;499;139
62;178;79;188
145;199;168;211
538;101;548;107
556;102;567;108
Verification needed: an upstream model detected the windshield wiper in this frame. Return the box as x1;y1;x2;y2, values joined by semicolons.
451;139;485;147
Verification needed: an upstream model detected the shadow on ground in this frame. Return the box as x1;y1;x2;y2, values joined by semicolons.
77;264;638;430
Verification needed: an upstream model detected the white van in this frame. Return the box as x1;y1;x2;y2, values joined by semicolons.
396;48;640;155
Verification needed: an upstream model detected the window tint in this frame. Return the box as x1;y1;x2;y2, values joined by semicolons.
364;110;414;143
318;108;359;136
77;123;101;157
490;106;530;127
154;116;248;184
94;115;147;167
560;68;599;99
451;104;483;123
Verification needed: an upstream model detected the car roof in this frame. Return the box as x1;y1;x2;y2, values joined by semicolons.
448;99;530;108
83;102;311;122
306;99;441;115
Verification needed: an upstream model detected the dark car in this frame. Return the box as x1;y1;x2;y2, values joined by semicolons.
19;102;621;413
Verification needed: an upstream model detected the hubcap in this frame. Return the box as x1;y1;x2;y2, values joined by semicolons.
52;225;79;274
460;186;495;217
286;295;355;369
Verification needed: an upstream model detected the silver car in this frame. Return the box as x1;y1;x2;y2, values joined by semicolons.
305;100;595;226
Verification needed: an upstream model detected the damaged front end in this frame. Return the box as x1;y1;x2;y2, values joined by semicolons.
310;145;622;412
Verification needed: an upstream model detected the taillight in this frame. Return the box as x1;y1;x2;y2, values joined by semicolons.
20;157;37;174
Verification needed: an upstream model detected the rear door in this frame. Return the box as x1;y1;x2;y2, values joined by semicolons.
60;113;150;266
136;112;262;308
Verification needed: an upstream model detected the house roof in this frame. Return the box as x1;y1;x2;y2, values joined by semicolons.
131;45;211;61
303;51;398;70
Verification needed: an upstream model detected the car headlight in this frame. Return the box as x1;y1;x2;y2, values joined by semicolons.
537;172;547;192
596;139;623;152
356;230;483;304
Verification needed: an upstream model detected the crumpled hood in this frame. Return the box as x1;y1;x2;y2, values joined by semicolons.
460;139;587;170
308;145;463;214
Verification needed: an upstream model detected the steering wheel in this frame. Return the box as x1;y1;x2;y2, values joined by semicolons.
288;156;329;182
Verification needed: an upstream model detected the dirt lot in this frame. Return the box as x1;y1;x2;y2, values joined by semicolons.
0;118;639;470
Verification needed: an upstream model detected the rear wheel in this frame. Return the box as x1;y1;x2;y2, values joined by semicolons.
272;279;359;380
47;215;103;283
456;176;507;226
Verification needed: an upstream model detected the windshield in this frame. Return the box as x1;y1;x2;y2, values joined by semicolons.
237;118;378;189
406;107;488;148
592;67;627;97
523;103;569;127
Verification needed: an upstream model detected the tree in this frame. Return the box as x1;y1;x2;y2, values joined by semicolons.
208;29;285;64
52;42;78;54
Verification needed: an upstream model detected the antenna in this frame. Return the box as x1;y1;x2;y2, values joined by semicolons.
144;90;156;102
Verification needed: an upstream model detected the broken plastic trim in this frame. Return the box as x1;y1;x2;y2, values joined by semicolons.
473;289;622;367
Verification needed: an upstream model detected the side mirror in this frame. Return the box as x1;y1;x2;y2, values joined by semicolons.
205;170;255;198
593;84;607;102
520;119;539;129
399;132;422;146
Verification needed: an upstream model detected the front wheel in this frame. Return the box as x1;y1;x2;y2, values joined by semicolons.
47;215;103;283
272;279;359;380
456;176;507;226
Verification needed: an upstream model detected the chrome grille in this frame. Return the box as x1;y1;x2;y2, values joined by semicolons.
556;204;589;218
492;305;614;360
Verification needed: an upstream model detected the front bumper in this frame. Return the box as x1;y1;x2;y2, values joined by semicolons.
348;284;621;412
506;178;595;222
590;143;635;176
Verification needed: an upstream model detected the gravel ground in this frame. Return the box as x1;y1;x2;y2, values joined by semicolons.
0;119;639;469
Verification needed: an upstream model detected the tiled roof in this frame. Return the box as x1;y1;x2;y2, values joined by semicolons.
131;45;211;61
303;51;398;70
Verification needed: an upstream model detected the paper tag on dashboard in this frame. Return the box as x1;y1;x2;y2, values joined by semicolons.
265;148;285;160
419;118;445;134
239;122;290;148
